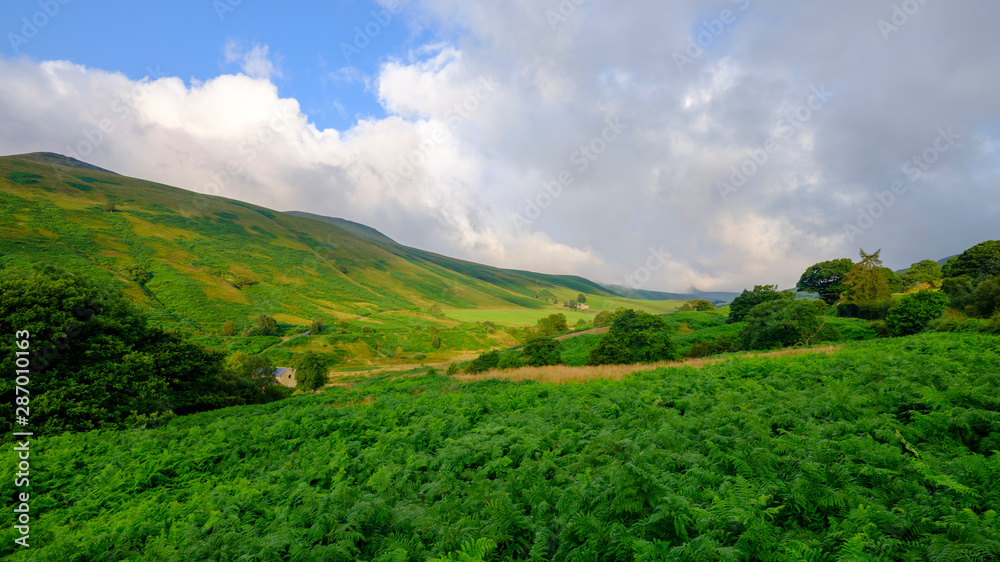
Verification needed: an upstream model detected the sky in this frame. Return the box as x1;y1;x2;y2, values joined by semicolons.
1;0;998;293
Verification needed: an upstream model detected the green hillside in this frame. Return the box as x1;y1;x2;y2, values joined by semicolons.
0;154;620;337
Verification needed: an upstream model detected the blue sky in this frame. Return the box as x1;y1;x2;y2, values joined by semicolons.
1;1;998;291
3;0;431;130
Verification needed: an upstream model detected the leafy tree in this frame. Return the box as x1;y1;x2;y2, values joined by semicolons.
796;258;854;304
225;352;280;404
586;333;633;366
429;304;443;315
903;259;943;288
294;352;328;391
593;310;616;327
446;362;459;376
248;314;279;336
941;275;976;310
966;277;1000;318
589;310;677;364
739;298;833;350
727;285;795;323
467;350;501;373
431;335;441;349
844;249;889;304
942;240;1000;284
878;267;906;294
309;318;325;334
522;337;564;367
497;352;523;370
233;276;259;289
536;313;568;336
677;299;716;312
576;293;587;304
0;265;233;434
103;200;116;212
221;320;236;336
123;264;152;286
885;290;948;336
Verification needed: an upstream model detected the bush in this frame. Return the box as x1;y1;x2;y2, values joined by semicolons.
588;310;677;365
740;299;833;350
522;337;564;367
885;290;948;337
836;298;894;320
497;352;524;370
686;333;738;358
728;285;795;324
466;350;501;374
966;277;1000;318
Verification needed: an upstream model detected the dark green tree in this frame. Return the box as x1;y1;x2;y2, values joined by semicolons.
966;277;1000;318
589;310;677;364
878;267;906;294
941;275;976;310
294;352;328;391
522;337;564;367
739;298;833;350
885;290;948;336
467;350;501;373
903;259;943;288
431;335;441;349
0;265;232;434
586;333;633;366
942;240;1000;284
728;285;795;323
576;293;587;304
248;314;279;336
796;258;854;305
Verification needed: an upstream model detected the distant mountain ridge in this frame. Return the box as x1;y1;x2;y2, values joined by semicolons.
10;151;119;175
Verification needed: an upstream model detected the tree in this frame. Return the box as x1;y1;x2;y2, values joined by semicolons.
309;318;325;334
123;264;152;286
0;265;234;435
431;335;441;349
467;350;501;373
966;277;1000;318
294;352;328;391
594;310;615;327
941;275;976;309
728;285;795;323
103;200;116;212
588;310;677;365
844;249;889;304
577;293;587;304
221;320;236;336
878;267;906;294
586;333;633;366
429;304;443;315
523;337;564;367
536;313;568;336
885;290;948;336
739;298;833;350
678;299;716;312
446;362;459;376
942;240;1000;284
903;259;943;288
233;276;259;289
796;258;854;305
248;314;279;336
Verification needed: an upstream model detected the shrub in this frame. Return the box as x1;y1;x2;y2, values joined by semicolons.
728;285;795;324
740;299;833;350
466;350;500;373
497;352;524;370
966;277;1000;318
522;337;564;367
588;310;677;365
837;298;894;320
221;320;236;336
885;290;948;337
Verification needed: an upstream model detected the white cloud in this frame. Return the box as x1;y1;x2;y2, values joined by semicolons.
2;0;1000;293
224;40;281;81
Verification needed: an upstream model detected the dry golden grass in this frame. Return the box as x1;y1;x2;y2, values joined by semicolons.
451;345;843;385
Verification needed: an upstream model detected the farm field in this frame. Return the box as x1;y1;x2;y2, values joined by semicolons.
3;332;999;560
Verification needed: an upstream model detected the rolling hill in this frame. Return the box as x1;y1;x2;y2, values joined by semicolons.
0;153;670;339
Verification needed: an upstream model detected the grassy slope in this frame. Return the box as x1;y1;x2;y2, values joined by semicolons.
3;333;998;560
0;155;618;336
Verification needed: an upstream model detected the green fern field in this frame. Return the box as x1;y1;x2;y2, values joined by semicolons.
2;333;999;560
